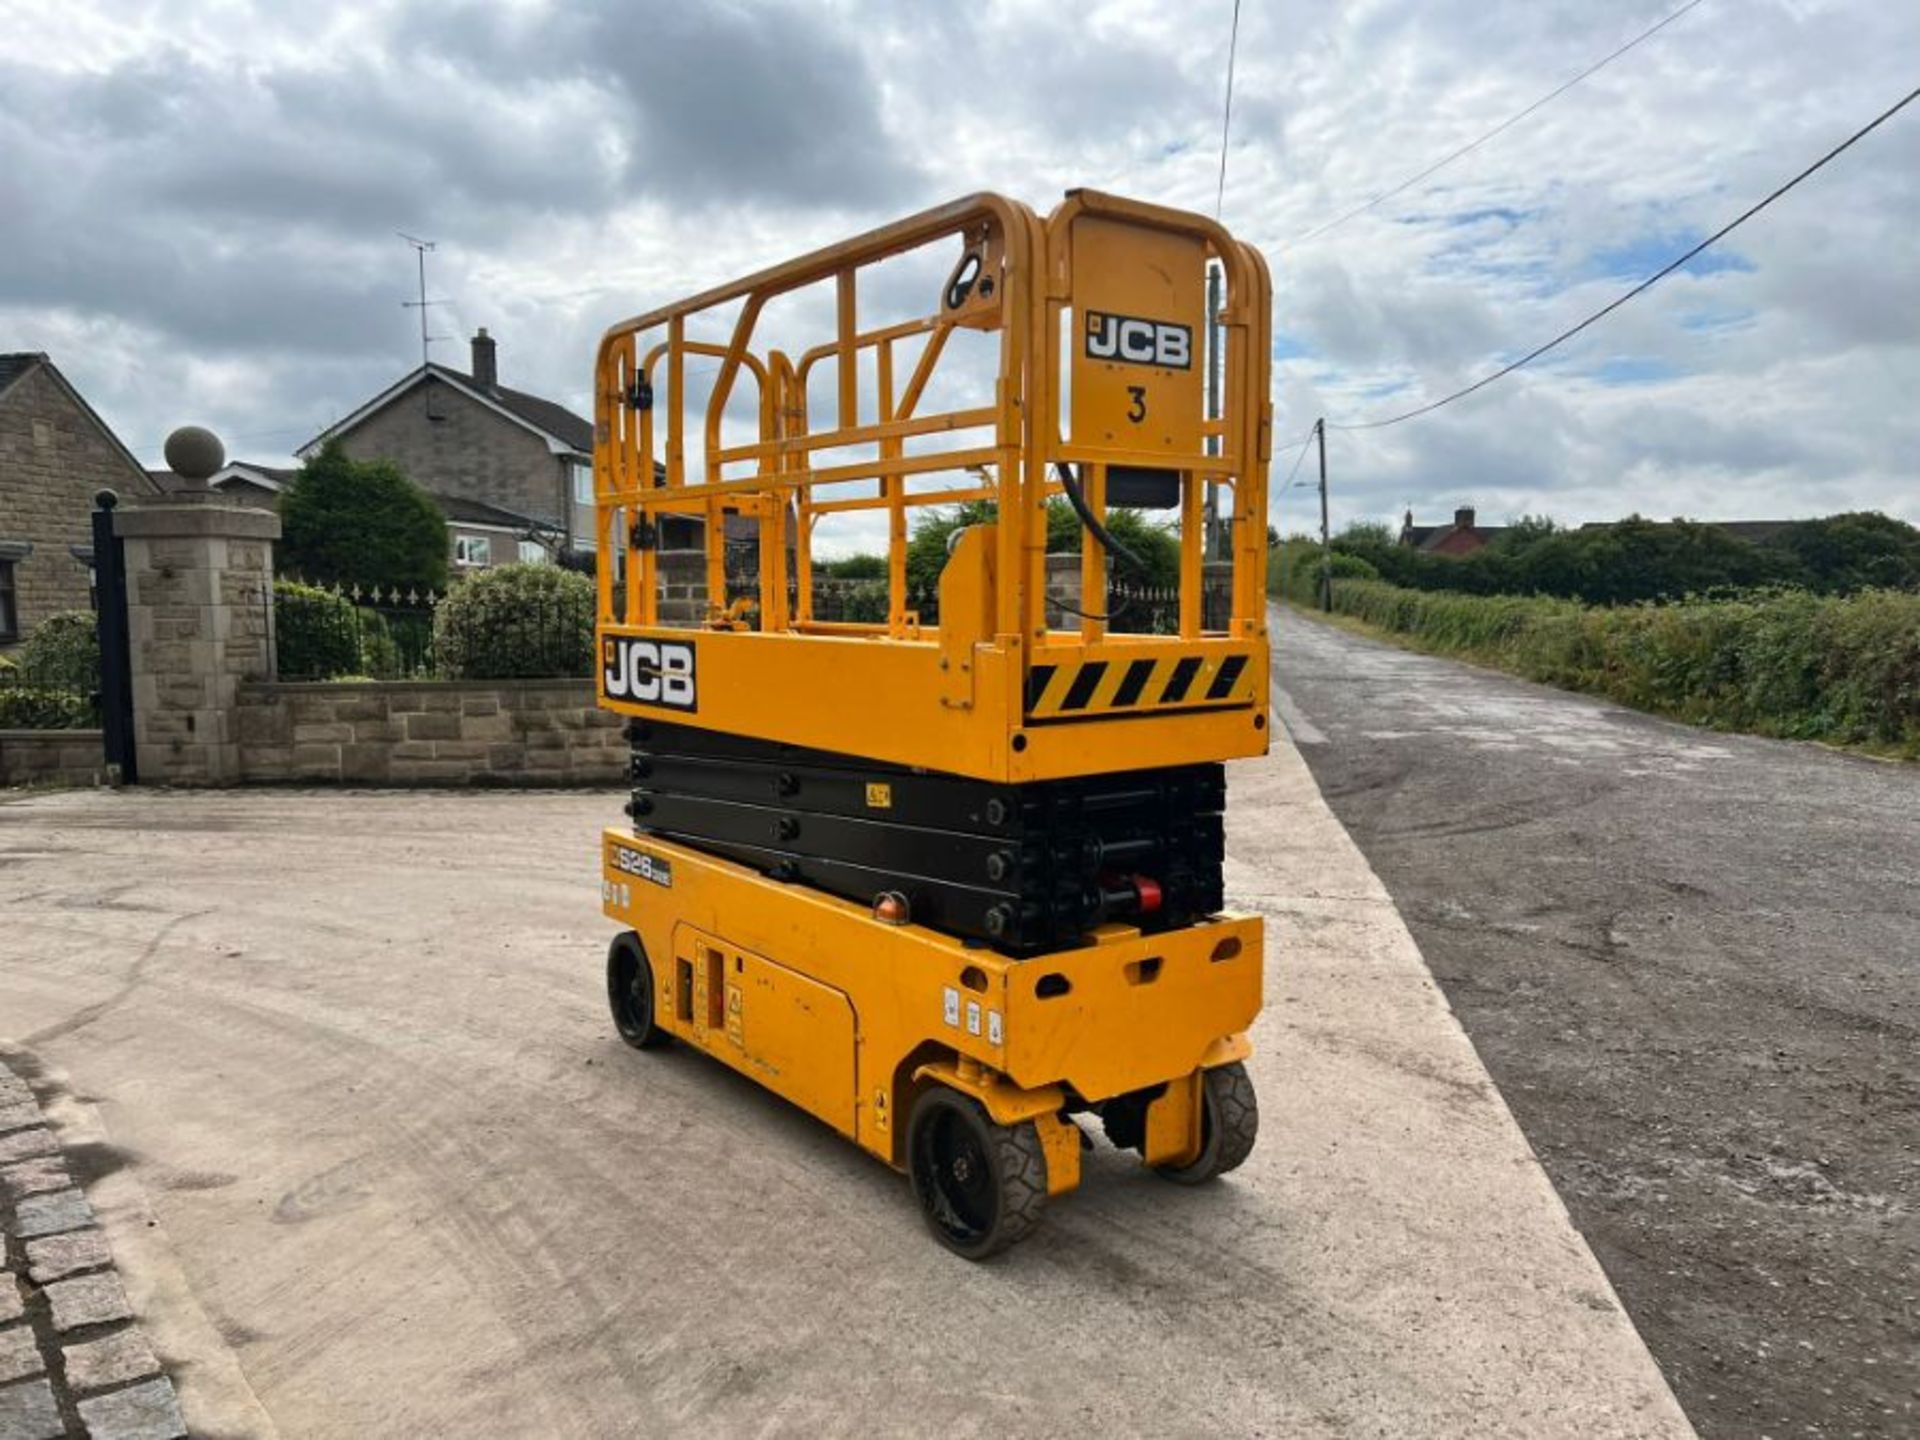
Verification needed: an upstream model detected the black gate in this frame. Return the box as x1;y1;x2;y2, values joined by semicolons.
91;490;136;783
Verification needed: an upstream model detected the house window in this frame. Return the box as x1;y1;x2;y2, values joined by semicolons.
518;539;549;565
454;534;492;568
0;560;17;642
572;461;594;506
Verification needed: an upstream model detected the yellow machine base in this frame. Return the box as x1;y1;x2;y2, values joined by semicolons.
601;831;1260;1186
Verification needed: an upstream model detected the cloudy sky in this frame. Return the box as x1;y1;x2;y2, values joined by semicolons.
2;0;1915;542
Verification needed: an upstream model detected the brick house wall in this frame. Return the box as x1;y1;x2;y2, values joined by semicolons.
0;359;155;649
333;373;573;539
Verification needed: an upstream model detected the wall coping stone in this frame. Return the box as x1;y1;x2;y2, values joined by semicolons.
114;502;282;541
0;729;105;741
241;678;596;695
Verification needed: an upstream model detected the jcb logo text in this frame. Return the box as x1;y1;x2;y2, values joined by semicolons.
1084;311;1192;370
604;637;697;711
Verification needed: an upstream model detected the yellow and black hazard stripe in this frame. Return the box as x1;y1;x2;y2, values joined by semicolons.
1024;651;1255;720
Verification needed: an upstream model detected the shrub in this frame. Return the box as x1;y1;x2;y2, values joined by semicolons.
278;439;449;592
819;553;888;580
432;563;595;679
0;687;94;728
16;611;99;694
1272;569;1920;756
274;581;362;680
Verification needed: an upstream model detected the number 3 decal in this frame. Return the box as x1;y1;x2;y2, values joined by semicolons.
1126;385;1147;423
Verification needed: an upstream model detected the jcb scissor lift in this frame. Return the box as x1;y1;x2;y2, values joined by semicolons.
596;190;1272;1257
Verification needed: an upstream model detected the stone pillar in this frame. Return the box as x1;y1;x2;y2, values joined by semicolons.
115;430;280;784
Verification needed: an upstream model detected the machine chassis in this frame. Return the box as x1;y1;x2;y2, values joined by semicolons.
602;830;1260;1256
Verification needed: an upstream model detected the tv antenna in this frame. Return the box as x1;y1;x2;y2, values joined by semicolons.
398;232;449;371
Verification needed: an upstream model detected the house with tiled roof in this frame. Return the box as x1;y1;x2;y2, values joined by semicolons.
294;330;594;571
172;458;567;576
0;352;157;648
1399;506;1510;555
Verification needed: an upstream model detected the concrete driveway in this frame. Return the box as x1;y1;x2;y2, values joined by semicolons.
0;735;1689;1436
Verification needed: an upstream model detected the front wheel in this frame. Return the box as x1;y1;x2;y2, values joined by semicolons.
906;1088;1047;1259
606;933;667;1050
1154;1061;1258;1185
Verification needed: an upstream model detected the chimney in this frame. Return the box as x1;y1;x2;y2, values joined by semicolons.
471;328;498;391
1454;505;1476;531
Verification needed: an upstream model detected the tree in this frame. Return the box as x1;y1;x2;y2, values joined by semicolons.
1335;519;1395;549
818;553;888;580
278;439;449;591
1764;512;1920;594
907;498;1181;598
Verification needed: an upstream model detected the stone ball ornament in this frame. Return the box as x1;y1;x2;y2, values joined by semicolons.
163;425;226;485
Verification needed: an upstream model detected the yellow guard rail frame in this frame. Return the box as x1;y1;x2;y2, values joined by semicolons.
593;190;1273;783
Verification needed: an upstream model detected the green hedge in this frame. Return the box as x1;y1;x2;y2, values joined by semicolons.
275;581;364;680
1269;544;1920;754
432;564;594;679
15;611;100;693
0;686;95;729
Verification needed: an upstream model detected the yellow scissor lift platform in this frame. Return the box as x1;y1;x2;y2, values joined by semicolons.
595;190;1273;1256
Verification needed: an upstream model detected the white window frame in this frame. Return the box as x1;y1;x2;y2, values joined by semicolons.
572;460;594;506
454;534;493;568
517;539;550;565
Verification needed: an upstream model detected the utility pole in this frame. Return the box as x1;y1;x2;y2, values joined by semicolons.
398;232;446;372
1315;417;1331;611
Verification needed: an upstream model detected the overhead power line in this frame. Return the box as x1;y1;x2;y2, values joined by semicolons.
1215;0;1243;218
1325;82;1920;433
1283;0;1709;252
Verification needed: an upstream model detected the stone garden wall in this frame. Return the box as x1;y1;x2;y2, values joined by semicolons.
0;731;105;790
234;679;623;786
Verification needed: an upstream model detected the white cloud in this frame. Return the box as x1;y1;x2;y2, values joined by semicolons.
0;0;1913;545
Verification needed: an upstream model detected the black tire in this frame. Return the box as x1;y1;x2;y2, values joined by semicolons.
906;1088;1047;1259
1154;1062;1258;1185
606;932;666;1050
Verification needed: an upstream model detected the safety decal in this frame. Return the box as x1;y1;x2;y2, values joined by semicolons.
1023;651;1254;719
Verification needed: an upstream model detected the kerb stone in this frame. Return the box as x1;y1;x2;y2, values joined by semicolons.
1;1156;72;1200
15;1188;94;1239
74;1377;187;1440
45;1272;133;1333
61;1328;161;1394
25;1229;112;1285
0;1322;46;1383
0;1129;57;1166
0;1378;62;1440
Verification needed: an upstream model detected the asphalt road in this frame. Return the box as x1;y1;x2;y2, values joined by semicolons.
0;757;1687;1437
1273;606;1920;1440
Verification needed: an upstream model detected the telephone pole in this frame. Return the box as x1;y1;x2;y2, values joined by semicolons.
1315;418;1331;611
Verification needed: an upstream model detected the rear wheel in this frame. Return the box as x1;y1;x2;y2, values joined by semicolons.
606;933;666;1050
1154;1062;1258;1184
906;1088;1047;1259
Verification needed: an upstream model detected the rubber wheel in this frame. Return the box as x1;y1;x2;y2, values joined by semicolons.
606;933;666;1050
906;1088;1047;1259
1154;1061;1258;1185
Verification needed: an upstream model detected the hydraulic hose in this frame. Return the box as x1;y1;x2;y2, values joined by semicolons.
1053;461;1150;580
